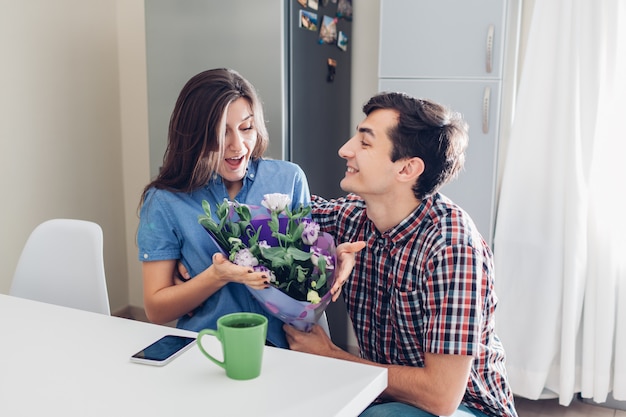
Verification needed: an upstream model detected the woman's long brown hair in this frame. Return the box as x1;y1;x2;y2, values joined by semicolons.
140;68;269;204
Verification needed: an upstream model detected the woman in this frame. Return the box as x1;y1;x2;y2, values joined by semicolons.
137;68;310;347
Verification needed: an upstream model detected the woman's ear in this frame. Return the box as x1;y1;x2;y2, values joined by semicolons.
398;157;425;183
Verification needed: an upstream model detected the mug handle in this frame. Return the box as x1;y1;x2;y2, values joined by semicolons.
196;329;225;369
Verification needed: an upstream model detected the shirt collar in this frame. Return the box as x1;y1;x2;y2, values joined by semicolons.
371;195;434;246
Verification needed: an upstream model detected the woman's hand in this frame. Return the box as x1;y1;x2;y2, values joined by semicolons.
174;254;269;290
210;253;269;290
330;241;366;301
174;240;365;300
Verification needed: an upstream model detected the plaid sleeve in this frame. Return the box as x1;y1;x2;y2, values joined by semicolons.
311;193;366;241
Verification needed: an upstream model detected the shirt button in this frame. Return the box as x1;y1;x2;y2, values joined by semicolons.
143;253;149;259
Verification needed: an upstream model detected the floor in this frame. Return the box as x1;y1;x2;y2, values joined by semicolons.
114;307;624;417
515;396;626;417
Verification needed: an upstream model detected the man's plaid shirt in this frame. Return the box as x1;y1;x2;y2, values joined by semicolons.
312;193;517;417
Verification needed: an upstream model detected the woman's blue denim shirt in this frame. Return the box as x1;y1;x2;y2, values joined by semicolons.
137;159;311;347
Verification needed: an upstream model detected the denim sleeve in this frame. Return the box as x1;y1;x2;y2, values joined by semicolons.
137;189;182;262
290;163;311;209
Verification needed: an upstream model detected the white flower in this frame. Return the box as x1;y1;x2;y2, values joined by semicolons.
307;289;322;304
261;193;291;213
232;248;259;267
301;219;320;245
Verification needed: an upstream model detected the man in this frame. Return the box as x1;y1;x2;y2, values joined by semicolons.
284;92;517;417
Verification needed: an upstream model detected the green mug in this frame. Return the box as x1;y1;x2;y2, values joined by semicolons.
196;312;268;380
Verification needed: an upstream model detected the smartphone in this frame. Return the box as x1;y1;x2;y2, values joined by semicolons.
130;335;196;366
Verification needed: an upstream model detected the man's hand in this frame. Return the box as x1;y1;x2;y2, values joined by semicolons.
283;323;339;357
330;241;366;301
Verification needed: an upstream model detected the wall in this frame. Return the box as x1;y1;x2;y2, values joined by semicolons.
350;1;381;138
116;0;151;309
0;0;381;314
0;0;132;312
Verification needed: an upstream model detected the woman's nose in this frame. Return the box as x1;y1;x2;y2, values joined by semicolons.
227;133;244;151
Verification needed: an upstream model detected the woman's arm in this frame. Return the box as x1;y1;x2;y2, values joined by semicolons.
142;253;270;324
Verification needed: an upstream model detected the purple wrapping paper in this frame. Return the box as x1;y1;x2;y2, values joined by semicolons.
205;206;336;332
247;232;335;332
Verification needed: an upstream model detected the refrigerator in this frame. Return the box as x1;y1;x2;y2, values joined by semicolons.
144;0;353;199
378;0;517;246
144;0;354;348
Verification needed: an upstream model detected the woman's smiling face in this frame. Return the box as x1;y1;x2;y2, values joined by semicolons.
218;97;257;196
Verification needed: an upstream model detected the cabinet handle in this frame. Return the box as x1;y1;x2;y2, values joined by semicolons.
482;86;491;134
486;24;494;73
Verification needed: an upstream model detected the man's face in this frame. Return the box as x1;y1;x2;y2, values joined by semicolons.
337;108;402;198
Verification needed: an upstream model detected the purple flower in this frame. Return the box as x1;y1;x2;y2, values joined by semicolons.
301;219;320;245
253;264;277;283
232;248;259;267
310;246;334;270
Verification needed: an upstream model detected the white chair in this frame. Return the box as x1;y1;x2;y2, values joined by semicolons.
10;219;111;315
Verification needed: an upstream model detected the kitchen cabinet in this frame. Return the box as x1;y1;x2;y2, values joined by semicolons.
378;0;520;246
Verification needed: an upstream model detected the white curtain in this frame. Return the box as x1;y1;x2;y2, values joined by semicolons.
493;0;626;406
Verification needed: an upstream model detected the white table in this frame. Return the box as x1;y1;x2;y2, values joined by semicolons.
0;294;386;417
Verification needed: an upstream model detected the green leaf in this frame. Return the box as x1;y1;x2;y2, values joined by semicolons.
261;246;292;268
286;246;311;262
290;222;305;243
236;204;252;222
316;255;327;274
198;216;218;232
216;199;230;220
202;200;213;216
295;265;308;282
245;224;262;246
315;272;327;289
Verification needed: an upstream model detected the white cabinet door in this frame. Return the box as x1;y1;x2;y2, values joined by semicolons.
379;78;500;243
379;0;507;79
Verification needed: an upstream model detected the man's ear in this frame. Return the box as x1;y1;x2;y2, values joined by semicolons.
398;157;424;183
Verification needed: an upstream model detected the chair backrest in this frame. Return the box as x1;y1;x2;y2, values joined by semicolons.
10;219;111;315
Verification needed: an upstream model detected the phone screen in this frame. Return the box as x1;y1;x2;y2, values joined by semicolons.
131;335;196;365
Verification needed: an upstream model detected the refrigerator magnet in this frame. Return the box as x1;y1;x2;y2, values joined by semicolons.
327;58;337;82
337;31;348;51
336;0;352;21
319;15;338;44
299;10;318;31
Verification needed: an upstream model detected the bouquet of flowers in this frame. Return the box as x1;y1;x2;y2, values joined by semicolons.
198;193;336;331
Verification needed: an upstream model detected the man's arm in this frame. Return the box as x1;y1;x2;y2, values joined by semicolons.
384;352;472;416
283;324;472;416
